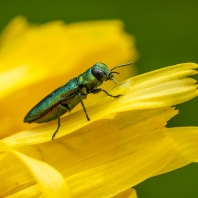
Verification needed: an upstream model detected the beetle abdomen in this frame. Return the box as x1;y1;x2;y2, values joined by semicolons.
33;104;69;123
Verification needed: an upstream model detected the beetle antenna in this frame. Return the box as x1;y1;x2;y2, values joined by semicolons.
111;71;120;75
110;62;133;72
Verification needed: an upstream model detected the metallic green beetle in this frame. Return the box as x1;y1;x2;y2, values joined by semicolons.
24;62;132;140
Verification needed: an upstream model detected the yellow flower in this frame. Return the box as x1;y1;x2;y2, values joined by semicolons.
1;17;198;198
0;16;137;138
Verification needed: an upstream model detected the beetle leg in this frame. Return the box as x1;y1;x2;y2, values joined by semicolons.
77;92;90;121
52;105;61;140
91;88;122;98
52;115;60;140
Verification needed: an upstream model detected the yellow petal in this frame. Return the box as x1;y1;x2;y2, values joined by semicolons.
113;188;137;198
5;185;40;198
0;141;69;198
96;62;198;111
66;137;177;198
154;127;198;175
6;187;138;198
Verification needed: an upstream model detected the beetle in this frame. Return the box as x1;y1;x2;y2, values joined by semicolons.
24;62;133;140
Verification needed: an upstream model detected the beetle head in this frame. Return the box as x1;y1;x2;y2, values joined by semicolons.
92;62;133;84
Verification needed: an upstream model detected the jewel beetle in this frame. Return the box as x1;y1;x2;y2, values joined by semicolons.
24;62;133;140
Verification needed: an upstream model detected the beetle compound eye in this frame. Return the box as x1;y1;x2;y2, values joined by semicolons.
92;68;105;81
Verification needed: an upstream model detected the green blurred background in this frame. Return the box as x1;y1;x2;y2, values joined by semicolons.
0;0;198;197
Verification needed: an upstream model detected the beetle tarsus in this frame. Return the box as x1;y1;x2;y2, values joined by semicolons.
92;88;123;98
112;94;123;98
